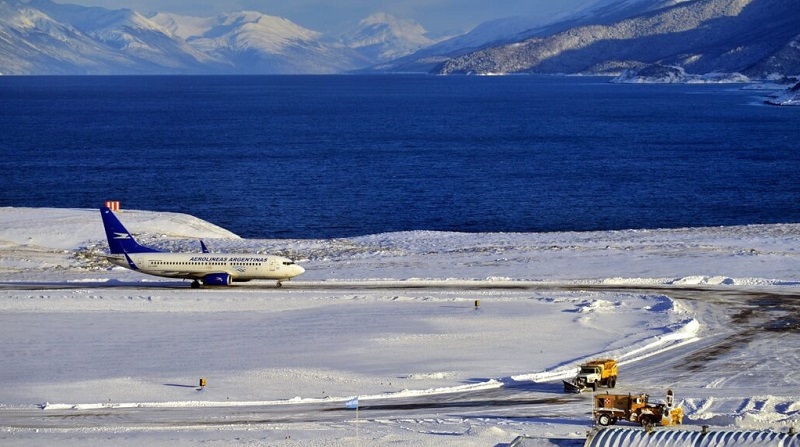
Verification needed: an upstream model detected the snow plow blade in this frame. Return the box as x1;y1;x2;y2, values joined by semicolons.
563;380;584;393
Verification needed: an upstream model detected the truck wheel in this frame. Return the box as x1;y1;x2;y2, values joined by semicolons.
609;377;616;388
591;382;597;392
598;414;612;426
639;415;653;427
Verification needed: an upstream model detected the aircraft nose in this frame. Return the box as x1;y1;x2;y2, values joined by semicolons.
294;264;305;276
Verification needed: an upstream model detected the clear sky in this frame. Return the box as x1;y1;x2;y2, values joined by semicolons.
57;0;592;35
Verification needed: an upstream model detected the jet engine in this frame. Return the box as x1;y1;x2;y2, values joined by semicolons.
202;273;232;286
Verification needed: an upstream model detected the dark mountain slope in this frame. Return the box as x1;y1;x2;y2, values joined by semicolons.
434;0;800;77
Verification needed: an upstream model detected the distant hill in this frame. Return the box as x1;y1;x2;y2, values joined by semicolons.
428;0;800;77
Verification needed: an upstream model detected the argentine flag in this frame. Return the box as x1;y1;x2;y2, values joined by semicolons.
345;397;359;409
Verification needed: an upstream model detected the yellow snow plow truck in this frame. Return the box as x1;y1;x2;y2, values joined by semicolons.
594;390;683;427
563;359;618;392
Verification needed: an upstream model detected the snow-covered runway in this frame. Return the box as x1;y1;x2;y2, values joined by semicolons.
1;207;798;446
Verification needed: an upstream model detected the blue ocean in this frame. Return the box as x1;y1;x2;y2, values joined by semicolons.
1;75;799;239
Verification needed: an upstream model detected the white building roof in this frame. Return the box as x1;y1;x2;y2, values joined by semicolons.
586;428;800;447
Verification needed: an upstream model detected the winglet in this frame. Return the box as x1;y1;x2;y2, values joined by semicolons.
100;207;161;255
200;240;209;253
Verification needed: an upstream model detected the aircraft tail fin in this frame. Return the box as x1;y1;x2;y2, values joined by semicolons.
100;207;161;255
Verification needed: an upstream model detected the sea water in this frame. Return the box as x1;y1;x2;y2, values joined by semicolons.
1;75;799;238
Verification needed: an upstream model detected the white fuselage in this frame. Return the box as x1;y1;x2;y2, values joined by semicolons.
107;252;305;282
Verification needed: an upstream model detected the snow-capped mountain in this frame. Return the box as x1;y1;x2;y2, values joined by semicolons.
0;0;217;74
431;0;800;77
362;0;697;74
149;11;366;74
337;12;445;63
362;15;555;73
0;1;426;74
2;0;798;76
368;0;799;78
1;0;131;74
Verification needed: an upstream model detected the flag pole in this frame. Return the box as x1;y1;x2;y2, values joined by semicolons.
345;396;360;446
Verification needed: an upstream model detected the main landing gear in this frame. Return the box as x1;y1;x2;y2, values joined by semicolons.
189;279;285;288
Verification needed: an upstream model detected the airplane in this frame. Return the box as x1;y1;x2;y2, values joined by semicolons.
99;206;305;288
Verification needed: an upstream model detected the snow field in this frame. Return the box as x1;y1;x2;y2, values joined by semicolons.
1;207;799;446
